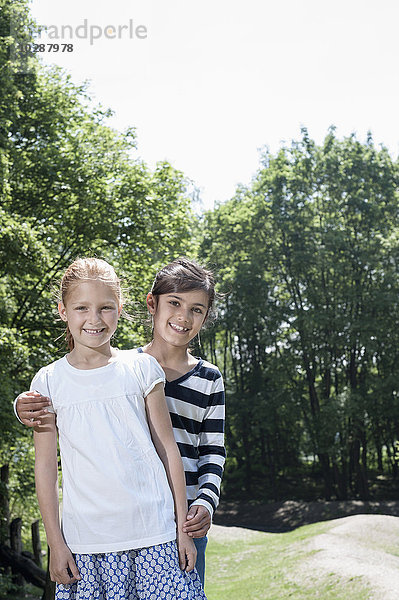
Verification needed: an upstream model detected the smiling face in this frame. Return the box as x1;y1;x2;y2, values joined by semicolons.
58;279;121;354
147;289;209;348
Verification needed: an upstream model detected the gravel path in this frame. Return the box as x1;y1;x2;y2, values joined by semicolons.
208;523;266;542
209;515;399;599
300;514;399;599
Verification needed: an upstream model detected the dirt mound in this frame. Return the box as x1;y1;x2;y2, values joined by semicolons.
302;514;399;599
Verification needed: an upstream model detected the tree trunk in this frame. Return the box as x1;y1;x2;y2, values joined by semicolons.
351;438;369;499
376;438;383;472
10;518;24;587
41;547;55;600
303;356;334;499
237;334;252;494
391;440;398;478
265;435;278;501
0;465;10;544
333;461;347;500
318;452;334;500
31;520;43;568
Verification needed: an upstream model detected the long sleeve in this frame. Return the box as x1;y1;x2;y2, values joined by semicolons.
190;373;226;516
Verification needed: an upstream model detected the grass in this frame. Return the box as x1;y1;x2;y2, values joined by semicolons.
204;521;373;600
8;520;375;600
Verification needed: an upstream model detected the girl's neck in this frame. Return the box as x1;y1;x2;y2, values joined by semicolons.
67;345;118;370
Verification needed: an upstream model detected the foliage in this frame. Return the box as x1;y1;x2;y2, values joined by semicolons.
200;128;399;501
0;0;195;554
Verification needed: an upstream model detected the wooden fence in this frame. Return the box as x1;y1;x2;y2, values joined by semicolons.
0;464;55;600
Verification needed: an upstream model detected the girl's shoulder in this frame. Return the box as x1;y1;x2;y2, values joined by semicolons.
116;348;139;362
32;356;67;380
193;358;224;382
117;349;165;377
197;357;222;373
117;348;160;368
30;356;67;396
117;349;165;396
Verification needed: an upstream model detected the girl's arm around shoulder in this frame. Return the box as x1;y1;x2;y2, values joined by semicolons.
34;415;81;585
15;365;54;426
14;391;52;427
145;382;196;572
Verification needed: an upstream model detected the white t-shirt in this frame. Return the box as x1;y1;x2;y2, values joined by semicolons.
30;350;177;554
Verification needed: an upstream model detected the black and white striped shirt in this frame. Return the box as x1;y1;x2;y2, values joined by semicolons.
139;349;226;516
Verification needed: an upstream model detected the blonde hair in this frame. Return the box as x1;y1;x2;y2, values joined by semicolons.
58;257;125;351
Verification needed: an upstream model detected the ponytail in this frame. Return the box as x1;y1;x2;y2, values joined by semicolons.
65;324;74;351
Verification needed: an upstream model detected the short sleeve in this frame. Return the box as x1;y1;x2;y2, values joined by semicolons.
133;353;165;398
30;368;50;396
29;367;55;413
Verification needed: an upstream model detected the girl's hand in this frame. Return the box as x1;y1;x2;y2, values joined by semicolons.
183;505;211;538
177;530;197;572
16;391;51;426
49;543;81;585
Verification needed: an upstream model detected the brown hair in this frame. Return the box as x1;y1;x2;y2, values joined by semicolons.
58;257;125;351
150;257;216;321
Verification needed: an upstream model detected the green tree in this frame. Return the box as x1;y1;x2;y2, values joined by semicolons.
200;129;399;501
0;1;196;558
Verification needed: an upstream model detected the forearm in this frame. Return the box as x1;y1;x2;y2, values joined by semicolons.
145;385;188;527
145;385;196;570
35;462;64;547
196;381;226;514
194;452;225;515
33;418;64;548
158;443;188;528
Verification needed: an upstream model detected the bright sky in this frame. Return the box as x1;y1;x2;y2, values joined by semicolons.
29;0;399;211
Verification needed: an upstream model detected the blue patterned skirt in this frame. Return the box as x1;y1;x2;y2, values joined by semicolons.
56;540;207;599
